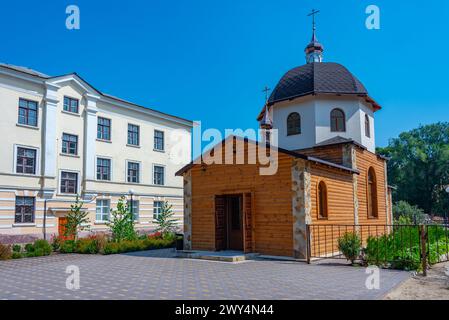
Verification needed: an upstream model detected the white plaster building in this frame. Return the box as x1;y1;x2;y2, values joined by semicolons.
0;63;192;243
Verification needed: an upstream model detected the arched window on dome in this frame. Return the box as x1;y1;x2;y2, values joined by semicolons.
317;181;328;219
330;108;346;132
367;167;378;219
287;112;301;136
365;114;371;138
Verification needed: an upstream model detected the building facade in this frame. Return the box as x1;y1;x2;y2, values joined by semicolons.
177;26;393;258
0;63;192;243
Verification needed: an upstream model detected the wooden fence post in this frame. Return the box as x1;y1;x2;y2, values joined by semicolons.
420;225;427;277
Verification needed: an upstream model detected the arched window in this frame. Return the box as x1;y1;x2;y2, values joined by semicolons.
365;114;371;138
287;113;301;136
330;108;346;132
317;181;328;219
367;167;378;218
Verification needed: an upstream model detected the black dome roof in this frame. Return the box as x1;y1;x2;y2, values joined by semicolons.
268;62;368;105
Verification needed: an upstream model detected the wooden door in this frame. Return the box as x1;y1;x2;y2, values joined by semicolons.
227;196;243;251
215;196;226;251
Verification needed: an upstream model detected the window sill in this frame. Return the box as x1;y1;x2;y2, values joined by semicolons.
13;172;39;177
96;138;112;144
12;223;36;228
61;110;81;117
126;144;141;149
16;123;39;130
153;149;165;153
60;153;80;158
94;221;109;225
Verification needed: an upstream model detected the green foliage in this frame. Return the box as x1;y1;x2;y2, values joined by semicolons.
12;244;22;253
153;202;178;235
102;237;175;255
24;243;34;252
0;243;12;260
377;122;449;216
12;252;24;259
33;240;52;256
393;201;426;225
51;235;61;252
337;232;362;264
60;240;77;253
64;197;90;241
76;238;99;254
107;197;137;242
364;225;449;271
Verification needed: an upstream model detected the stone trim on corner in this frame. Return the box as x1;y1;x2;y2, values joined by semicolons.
291;159;311;259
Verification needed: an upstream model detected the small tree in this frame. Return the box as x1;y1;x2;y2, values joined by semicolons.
393;201;426;225
64;196;90;241
154;202;178;235
107;196;137;242
338;232;362;265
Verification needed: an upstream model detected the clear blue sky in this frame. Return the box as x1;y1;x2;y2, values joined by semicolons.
1;0;448;147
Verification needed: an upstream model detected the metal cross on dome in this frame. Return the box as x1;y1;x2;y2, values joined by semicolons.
308;9;320;31
262;86;271;102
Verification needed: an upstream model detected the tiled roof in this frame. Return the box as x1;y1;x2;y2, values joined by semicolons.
268;62;368;105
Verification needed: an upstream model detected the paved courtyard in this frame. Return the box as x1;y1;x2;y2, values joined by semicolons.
0;249;410;300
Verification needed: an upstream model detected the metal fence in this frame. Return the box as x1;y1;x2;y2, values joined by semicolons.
306;224;449;275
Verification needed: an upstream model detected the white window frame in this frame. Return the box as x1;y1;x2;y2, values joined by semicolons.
61;132;79;155
95;156;113;181
154;129;165;152
127;199;139;221
58;169;81;196
153;200;164;220
13;144;40;176
152;164;166;186
96;199;110;222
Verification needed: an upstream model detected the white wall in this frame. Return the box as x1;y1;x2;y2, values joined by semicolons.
268;95;376;153
272;97;316;150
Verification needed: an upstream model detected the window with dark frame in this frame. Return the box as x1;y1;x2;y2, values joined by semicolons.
60;171;78;194
330;108;346;132
62;133;78;155
63;96;79;114
367;168;378;218
97;117;111;141
318;181;328;219
18;98;38;127
127;200;139;221
96;158;111;181
127;124;139;146
365;114;371;138
287;112;301;136
153;165;165;185
16;147;37;175
15;197;35;224
154;130;165;151
127;162;140;183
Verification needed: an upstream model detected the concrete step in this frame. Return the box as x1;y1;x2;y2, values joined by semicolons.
175;250;259;263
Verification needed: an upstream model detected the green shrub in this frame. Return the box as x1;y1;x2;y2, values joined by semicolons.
12;252;24;259
60;240;76;253
12;244;22;253
24;243;34;253
33;239;52;256
0;243;12;260
393;201;425;225
338;232;362;264
107;197;137;242
103;242;121;255
51;235;62;252
76;238;98;254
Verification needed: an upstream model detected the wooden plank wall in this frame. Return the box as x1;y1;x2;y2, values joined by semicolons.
190;140;294;257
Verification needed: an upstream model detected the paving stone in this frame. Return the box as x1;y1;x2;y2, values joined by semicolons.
0;249;410;300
